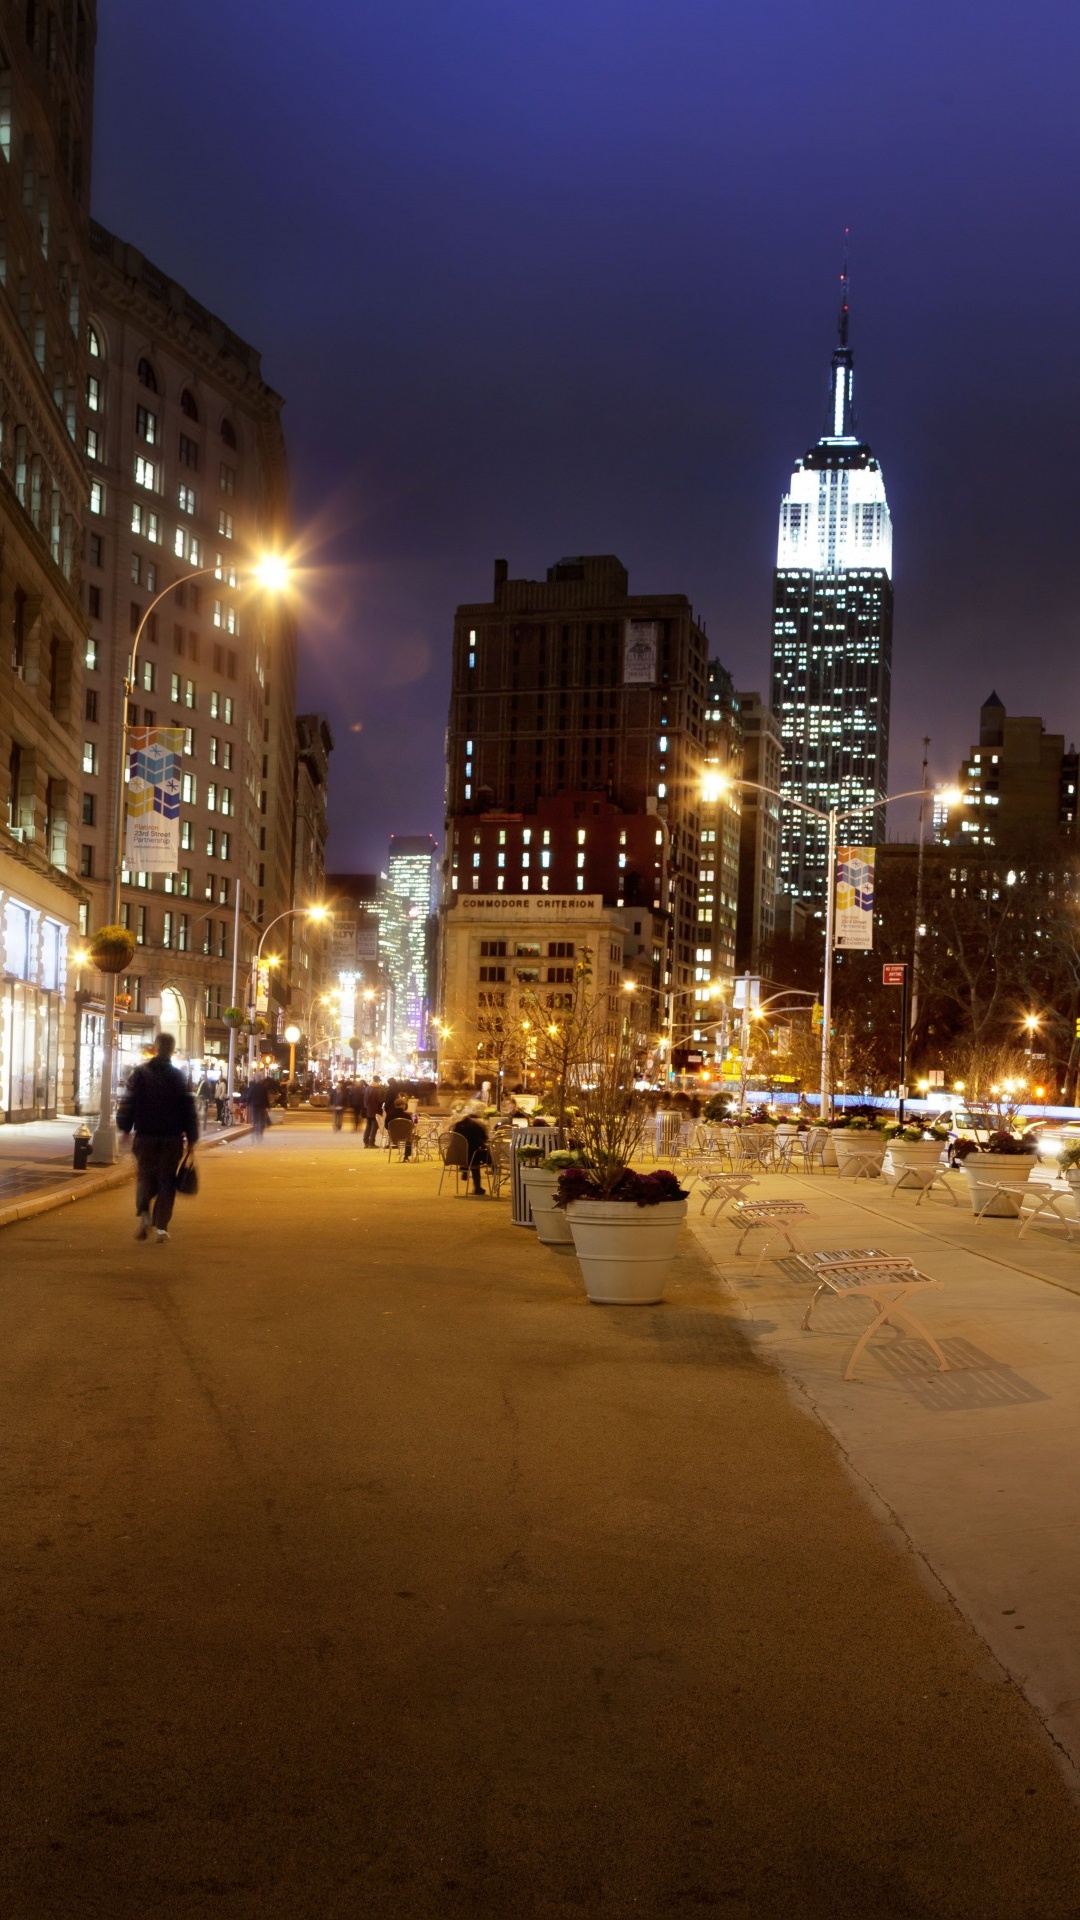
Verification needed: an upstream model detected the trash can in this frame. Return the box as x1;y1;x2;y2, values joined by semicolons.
72;1124;92;1172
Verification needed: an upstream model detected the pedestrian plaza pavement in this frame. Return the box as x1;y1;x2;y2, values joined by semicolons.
683;1161;1080;1779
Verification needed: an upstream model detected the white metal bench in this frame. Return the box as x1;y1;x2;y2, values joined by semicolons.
1016;1184;1080;1243
730;1200;816;1275
793;1248;949;1381
696;1171;759;1221
889;1164;958;1207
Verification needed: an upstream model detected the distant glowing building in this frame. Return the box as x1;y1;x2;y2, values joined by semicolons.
383;835;437;1058
769;259;893;912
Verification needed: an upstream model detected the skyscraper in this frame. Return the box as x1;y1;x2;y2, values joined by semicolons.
769;257;893;914
383;834;436;1059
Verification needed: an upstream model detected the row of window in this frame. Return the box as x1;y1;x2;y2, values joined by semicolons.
114;903;232;954
478;939;576;959
477;965;576;984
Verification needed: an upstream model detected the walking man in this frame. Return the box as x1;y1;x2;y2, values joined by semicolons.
117;1034;199;1243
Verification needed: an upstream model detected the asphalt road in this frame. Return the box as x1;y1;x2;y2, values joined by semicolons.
1;1116;1079;1919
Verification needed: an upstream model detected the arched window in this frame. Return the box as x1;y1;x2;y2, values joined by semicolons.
220;417;236;449
180;387;199;421
137;356;157;392
87;322;101;357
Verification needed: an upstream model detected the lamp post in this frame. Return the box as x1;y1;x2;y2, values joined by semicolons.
247;905;331;1079
283;1023;302;1087
90;555;291;1164
704;774;962;1119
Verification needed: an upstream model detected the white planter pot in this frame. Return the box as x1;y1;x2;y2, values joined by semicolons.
962;1154;1038;1217
883;1140;946;1181
832;1132;887;1179
520;1166;574;1246
566;1199;687;1305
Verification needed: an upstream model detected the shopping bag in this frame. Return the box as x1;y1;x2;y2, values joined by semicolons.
175;1149;199;1197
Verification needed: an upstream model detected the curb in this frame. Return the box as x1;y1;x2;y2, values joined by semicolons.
0;1126;251;1232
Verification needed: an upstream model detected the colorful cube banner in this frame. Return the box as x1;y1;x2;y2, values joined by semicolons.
125;726;185;873
834;846;875;950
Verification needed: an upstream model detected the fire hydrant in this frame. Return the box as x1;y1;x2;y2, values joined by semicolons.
72;1125;92;1172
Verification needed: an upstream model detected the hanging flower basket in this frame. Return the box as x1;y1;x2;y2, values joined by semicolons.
222;1006;245;1028
88;925;136;974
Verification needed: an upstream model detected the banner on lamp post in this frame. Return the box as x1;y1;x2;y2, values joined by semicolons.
834;846;875;950
125;726;185;872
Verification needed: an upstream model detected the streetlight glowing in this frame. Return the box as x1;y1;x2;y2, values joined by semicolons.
305;903;330;922
70;947;91;968
622;980;636;994
1023;1014;1040;1034
936;787;964;809
701;771;730;805
283;1024;302;1045
252;554;290;593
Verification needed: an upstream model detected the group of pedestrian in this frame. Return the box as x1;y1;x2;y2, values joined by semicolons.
329;1079;419;1151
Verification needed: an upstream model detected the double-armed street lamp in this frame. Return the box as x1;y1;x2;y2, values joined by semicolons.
247;904;331;1078
90;555;292;1164
702;771;963;1119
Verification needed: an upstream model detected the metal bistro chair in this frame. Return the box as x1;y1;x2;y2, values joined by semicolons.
489;1133;512;1201
437;1130;480;1198
800;1127;829;1174
385;1116;415;1161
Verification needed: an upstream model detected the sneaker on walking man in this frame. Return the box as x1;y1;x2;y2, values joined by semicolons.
117;1034;199;1242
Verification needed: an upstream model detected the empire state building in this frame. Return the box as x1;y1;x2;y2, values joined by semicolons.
769;264;893;912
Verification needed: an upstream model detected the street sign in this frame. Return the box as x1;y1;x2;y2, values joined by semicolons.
882;964;906;986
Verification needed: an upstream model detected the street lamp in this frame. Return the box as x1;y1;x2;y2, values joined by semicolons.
707;774;963;1118
283;1023;302;1085
90;554;292;1164
248;904;331;1077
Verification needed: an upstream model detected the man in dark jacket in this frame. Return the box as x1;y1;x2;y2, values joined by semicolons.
117;1033;199;1242
363;1081;385;1149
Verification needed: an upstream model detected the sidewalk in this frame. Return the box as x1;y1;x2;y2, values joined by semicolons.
686;1160;1080;1778
0;1112;245;1229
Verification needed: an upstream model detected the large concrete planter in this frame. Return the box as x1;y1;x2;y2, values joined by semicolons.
520;1166;574;1247
883;1139;946;1181
962;1153;1038;1217
566;1199;687;1305
832;1131;887;1179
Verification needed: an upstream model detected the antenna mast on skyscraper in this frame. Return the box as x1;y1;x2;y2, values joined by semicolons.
838;228;851;349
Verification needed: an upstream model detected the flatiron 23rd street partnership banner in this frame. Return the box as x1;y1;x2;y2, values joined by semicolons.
125;726;185;873
834;846;875;950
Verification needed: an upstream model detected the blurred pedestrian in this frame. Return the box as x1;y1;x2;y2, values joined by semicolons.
117;1034;199;1243
452;1103;490;1196
363;1080;385;1148
331;1080;346;1132
248;1075;271;1140
349;1079;366;1132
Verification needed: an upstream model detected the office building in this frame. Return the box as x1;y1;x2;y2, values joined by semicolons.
76;223;299;1096
937;692;1078;850
383;833;436;1060
0;2;96;1119
735;692;782;972
443;553;708;1054
769;268;893;911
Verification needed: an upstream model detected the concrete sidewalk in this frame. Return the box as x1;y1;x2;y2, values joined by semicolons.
0;1112;247;1230
686;1161;1080;1780
1;1124;1079;1917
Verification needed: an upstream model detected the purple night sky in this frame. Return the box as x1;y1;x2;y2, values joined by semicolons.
91;0;1080;869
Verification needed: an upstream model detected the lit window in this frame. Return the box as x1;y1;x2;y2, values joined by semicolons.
86;374;101;411
82;740;97;774
134;455;157;491
178;484;196;514
181;773;196;804
89;481;104;515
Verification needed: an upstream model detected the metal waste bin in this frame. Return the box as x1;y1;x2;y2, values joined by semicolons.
510;1126;563;1226
72;1124;92;1172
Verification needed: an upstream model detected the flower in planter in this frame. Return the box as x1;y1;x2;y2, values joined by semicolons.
88;924;136;974
1059;1144;1080;1174
555;1166;689;1209
540;1150;586;1172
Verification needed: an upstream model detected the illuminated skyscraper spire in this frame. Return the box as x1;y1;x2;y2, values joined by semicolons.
769;236;894;912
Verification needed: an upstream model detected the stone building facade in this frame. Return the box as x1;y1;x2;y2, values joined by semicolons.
0;0;96;1118
75;222;299;1100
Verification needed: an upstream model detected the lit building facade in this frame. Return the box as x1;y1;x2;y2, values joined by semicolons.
770;275;892;911
383;833;436;1060
438;891;661;1088
938;692;1078;851
735;692;782;972
443;554;709;1052
0;3;96;1119
76;224;298;1095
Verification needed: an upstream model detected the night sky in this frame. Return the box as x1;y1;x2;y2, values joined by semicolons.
92;1;1080;870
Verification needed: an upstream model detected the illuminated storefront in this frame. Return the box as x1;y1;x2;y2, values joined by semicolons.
0;883;74;1122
